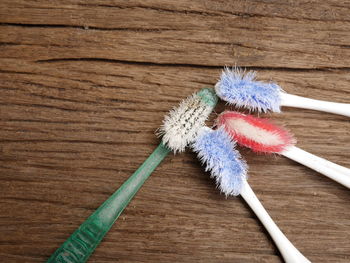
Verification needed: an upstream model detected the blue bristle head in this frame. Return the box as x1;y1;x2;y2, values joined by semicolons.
192;127;247;196
215;67;282;113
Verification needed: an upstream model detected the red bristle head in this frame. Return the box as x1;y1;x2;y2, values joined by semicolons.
216;111;295;154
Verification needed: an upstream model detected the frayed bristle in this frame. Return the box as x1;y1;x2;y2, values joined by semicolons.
158;89;217;153
217;111;296;154
192;127;247;196
215;67;282;113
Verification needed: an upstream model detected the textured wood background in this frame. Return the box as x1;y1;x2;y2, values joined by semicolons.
0;1;349;262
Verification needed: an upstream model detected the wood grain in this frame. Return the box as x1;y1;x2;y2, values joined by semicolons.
0;1;349;262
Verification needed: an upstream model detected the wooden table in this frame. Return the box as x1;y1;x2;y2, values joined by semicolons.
1;1;349;262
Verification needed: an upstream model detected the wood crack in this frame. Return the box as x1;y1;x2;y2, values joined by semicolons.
0;139;152;146
35;57;350;71
77;3;222;17
0;22;175;32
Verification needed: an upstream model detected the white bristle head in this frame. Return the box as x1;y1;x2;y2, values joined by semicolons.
158;92;216;153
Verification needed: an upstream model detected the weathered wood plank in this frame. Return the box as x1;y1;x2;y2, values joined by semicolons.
0;1;349;262
1;1;350;68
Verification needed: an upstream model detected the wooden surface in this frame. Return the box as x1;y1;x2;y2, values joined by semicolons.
0;1;349;262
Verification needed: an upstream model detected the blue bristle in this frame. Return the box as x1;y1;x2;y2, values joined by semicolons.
192;127;247;196
215;67;282;113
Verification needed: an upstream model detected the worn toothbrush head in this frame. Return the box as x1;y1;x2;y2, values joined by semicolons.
159;88;218;153
217;111;295;154
192;127;247;196
215;67;282;113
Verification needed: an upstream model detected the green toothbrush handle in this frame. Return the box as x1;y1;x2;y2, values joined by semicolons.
47;143;170;263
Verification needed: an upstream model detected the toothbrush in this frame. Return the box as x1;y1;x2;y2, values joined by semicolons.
192;127;311;263
47;88;218;263
217;111;350;188
215;67;350;117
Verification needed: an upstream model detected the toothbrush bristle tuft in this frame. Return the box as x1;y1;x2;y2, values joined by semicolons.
192;127;247;196
217;111;295;154
159;91;216;153
215;67;282;113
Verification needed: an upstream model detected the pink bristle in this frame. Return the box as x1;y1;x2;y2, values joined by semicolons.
216;111;296;154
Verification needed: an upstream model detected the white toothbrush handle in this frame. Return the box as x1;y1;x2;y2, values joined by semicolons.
280;92;350;117
282;146;350;188
240;181;311;263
